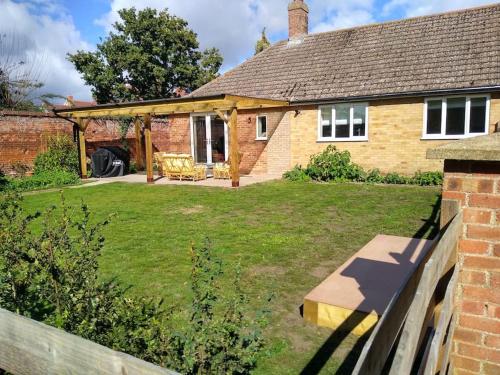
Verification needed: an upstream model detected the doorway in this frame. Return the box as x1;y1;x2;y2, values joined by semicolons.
191;114;228;165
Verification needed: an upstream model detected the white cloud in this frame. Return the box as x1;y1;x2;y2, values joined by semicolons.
383;0;497;17
96;0;378;70
0;0;93;101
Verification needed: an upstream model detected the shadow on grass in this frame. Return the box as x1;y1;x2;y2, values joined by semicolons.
300;195;441;374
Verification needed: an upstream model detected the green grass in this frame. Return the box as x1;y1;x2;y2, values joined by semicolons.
21;181;441;374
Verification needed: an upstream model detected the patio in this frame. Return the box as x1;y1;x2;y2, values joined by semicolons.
76;173;282;188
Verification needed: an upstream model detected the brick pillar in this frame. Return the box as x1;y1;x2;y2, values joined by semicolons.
441;159;500;374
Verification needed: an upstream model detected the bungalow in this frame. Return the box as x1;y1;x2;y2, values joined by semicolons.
56;1;500;183
189;1;500;176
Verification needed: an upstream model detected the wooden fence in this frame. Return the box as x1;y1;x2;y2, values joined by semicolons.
353;200;462;375
0;307;179;375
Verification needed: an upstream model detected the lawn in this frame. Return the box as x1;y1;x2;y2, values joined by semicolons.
22;180;441;374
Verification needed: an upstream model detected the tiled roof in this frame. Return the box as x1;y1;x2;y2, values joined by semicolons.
193;4;500;102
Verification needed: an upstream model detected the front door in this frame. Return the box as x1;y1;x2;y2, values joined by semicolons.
191;114;228;165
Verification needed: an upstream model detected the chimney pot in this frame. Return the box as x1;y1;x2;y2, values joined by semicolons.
288;0;309;40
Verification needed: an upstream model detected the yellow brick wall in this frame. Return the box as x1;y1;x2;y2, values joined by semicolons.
290;94;500;175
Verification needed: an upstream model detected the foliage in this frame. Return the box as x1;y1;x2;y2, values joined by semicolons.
33;134;79;175
117;116;134;151
1;170;80;192
10;161;30;177
282;165;311;182
68;8;223;104
0;194;266;373
255;28;271;55
413;171;443;186
305;145;365;182
283;146;443;186
166;241;268;374
384;172;409;185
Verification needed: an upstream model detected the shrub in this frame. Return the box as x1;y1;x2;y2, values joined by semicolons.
166;241;268;374
364;169;385;184
2;170;80;192
33;135;79;175
10;161;30;177
282;165;311;182
412;171;443;186
305;145;364;182
0;194;266;373
384;172;410;185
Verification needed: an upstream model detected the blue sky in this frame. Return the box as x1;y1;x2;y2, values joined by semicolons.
1;0;496;101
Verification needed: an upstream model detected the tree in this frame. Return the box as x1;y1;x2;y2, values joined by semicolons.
68;8;223;104
0;33;45;111
254;28;271;55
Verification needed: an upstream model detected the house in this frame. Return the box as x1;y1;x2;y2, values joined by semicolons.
55;1;500;182
188;1;500;175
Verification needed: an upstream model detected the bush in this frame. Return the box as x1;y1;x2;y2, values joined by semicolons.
34;135;79;175
412;171;443;186
384;172;410;185
282;165;311;182
1;170;80;192
0;194;266;373
305;145;364;182
364;169;385;184
283;147;443;187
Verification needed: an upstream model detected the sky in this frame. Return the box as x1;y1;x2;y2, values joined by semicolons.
0;0;497;102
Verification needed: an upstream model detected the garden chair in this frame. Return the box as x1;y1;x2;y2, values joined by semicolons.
155;153;206;181
213;152;243;180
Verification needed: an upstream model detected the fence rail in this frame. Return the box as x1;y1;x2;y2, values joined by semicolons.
353;200;462;375
0;307;178;375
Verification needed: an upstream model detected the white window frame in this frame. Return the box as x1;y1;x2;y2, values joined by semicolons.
317;103;369;142
422;94;490;140
256;115;268;141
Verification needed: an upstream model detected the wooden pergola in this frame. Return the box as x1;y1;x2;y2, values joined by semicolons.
54;94;288;187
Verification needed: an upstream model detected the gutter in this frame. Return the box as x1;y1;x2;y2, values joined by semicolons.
289;85;500;106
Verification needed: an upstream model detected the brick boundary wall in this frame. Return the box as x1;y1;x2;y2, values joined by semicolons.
0;111;191;175
441;159;500;375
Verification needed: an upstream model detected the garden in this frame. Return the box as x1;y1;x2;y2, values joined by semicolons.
2;178;441;374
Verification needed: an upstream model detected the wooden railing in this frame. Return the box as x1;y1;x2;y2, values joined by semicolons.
0;307;179;375
353;200;462;375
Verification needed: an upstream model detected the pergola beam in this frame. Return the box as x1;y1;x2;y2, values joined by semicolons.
55;94;288;187
77;118;88;179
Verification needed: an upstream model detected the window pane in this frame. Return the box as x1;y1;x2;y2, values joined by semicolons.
426;100;442;134
258;117;267;138
321;107;332;138
335;104;350;138
446;98;466;135
353;105;366;137
470;97;487;133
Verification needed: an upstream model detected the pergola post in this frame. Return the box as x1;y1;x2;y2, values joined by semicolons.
134;117;144;170
143;114;154;184
77;118;88;179
228;107;240;187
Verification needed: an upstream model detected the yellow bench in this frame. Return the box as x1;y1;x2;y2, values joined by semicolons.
154;153;206;181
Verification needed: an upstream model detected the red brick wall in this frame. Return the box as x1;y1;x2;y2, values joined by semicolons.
0;111;72;174
442;160;500;374
0;111;191;174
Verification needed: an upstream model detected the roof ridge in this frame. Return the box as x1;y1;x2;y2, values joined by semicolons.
303;2;499;39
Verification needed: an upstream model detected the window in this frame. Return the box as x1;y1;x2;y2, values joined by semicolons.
423;96;489;139
256;116;267;140
318;103;368;141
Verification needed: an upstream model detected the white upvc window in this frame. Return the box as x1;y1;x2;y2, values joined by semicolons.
422;95;490;139
256;115;267;140
318;103;368;142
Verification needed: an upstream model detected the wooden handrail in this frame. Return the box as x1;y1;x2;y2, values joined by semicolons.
0;308;178;375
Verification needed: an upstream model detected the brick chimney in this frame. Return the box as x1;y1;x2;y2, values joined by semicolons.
288;0;309;40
